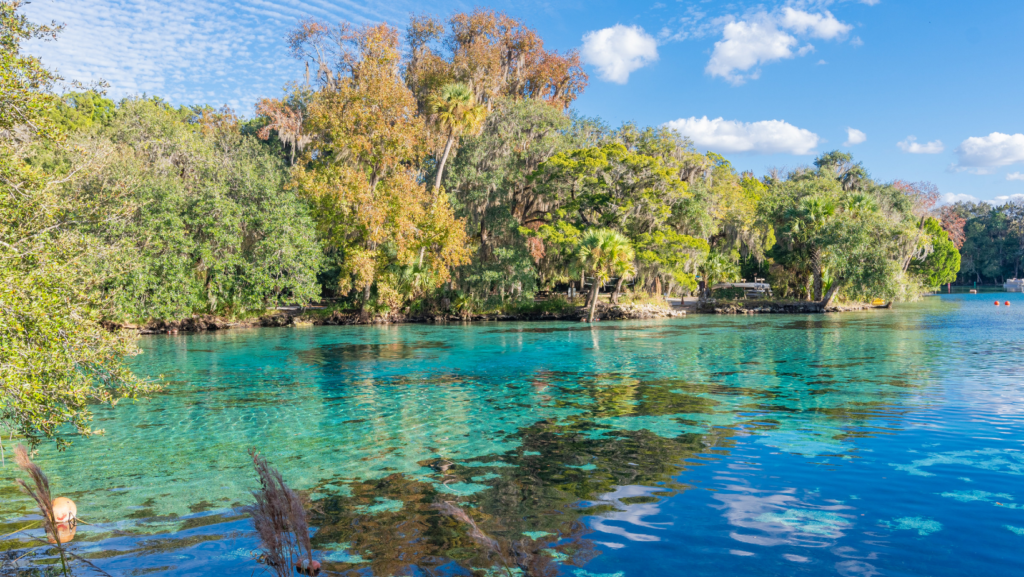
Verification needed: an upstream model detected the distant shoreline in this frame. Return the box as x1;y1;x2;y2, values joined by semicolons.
113;299;906;336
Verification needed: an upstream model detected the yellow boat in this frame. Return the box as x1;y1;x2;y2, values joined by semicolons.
871;298;885;306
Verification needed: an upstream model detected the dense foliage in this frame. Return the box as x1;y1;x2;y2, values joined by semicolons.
35;98;323;320
1;0;144;449
944;201;1024;285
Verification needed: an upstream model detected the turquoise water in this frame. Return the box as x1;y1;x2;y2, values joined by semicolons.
2;294;1023;575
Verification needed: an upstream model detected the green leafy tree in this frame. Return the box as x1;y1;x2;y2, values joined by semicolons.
1;0;144;449
445;98;575;297
786;191;839;301
37;98;324;321
910;217;961;288
697;249;740;298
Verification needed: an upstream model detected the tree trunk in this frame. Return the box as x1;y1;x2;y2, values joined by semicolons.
433;132;456;192
811;247;823;301
818;282;840;311
655;276;662;298
587;281;600;323
611;277;625;304
360;283;372;321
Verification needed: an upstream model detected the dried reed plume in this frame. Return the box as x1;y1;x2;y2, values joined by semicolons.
13;444;70;575
243;448;314;576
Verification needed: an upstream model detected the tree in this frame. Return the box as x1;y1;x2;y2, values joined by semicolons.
784;189;839;301
427;82;486;191
44;97;324;321
405;9;588;112
1;0;144;449
910;217;961;288
575;229;635;322
814;150;868;191
255;96;311;166
816;192;908;308
445;97;575;297
764;154;924;307
295;23;470;315
697;249;740;298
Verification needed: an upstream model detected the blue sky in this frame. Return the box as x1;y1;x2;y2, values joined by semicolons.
23;0;1024;203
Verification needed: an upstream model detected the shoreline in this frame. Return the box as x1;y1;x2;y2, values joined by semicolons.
696;298;889;314
117;303;687;335
114;298;896;335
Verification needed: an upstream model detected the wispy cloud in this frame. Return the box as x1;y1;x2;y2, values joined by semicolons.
991;194;1024;204
22;0;405;115
898;136;944;154
940;192;979;205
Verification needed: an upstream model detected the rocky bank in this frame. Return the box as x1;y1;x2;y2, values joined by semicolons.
124;303;685;334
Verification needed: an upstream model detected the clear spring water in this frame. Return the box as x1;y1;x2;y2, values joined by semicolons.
2;294;1023;576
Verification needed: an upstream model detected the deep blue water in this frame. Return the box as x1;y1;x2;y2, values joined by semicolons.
2;294;1023;576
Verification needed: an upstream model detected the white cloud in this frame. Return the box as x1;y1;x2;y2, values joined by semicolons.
844;127;866;146
1008;172;1024;181
581;24;659;84
991;194;1024;205
941;192;979;205
860;0;881;5
954;132;1024;173
664;116;819;155
705;9;852;84
850;36;864;47
897;136;944;154
779;8;853;40
705;16;797;84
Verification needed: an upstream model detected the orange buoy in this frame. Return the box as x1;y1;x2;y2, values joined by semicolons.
995;301;1000;305
52;497;77;523
1006;301;1011;306
48;521;76;544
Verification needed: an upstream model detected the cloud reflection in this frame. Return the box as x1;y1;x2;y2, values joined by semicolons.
589;485;671;542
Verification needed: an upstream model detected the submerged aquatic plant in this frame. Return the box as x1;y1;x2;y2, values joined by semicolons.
12;444;70;575
244;448;316;576
433;500;562;577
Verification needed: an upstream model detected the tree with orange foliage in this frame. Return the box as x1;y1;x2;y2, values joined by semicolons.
255;98;310;166
292;23;470;316
938;204;966;250
405;9;588;113
892;180;940;221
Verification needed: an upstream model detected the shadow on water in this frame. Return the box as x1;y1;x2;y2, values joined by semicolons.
298;341;451;364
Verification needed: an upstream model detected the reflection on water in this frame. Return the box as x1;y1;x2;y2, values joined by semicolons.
2;295;1024;575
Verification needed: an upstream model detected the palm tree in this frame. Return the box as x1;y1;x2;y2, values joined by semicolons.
697;250;740;298
787;195;837;301
576;229;635;323
428;83;487;192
